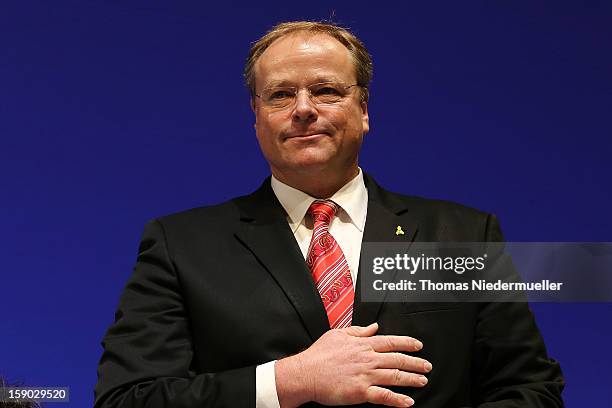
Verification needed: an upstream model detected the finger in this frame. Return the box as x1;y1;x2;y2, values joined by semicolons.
366;385;414;407
368;335;424;353
343;322;379;337
376;352;433;374
373;368;429;388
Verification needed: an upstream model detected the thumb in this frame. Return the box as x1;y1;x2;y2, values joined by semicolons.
343;322;379;337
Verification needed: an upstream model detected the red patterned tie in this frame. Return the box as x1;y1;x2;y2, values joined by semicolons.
306;200;354;329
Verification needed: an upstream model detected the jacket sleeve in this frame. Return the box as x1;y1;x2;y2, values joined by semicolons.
94;220;255;408
471;214;564;407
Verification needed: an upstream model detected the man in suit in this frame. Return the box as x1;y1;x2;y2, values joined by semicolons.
94;21;564;407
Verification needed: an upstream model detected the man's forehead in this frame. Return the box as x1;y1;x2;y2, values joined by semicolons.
255;32;354;83
265;32;343;53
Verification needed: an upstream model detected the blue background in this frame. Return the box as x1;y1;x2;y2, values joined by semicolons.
1;1;610;406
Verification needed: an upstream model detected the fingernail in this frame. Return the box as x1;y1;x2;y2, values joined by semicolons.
424;362;433;372
414;340;423;350
419;375;428;385
404;396;414;406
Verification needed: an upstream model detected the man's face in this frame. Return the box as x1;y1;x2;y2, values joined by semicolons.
252;33;369;179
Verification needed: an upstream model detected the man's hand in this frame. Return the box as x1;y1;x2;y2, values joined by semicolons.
275;322;431;407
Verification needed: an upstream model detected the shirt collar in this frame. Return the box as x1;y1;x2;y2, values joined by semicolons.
271;168;368;233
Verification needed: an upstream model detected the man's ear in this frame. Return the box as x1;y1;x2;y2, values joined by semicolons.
250;98;257;128
360;99;368;114
361;100;370;134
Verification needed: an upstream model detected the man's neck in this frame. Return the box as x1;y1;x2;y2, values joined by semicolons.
271;166;360;198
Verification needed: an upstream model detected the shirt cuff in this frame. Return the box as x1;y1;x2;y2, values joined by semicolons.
256;360;280;408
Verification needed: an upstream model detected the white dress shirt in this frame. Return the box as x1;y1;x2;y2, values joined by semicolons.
255;168;369;408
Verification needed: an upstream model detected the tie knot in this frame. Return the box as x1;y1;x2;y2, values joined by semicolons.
308;200;339;225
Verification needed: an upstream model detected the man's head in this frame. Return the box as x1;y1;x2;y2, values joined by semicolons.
245;21;372;103
245;21;373;197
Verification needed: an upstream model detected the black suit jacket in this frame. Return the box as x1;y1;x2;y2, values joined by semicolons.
94;173;564;407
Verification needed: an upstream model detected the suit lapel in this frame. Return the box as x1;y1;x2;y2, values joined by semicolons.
234;179;330;342
233;174;421;338
353;174;419;326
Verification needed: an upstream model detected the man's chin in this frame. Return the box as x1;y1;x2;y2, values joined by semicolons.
283;151;337;170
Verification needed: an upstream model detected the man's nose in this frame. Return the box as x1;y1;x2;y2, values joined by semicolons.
292;89;318;122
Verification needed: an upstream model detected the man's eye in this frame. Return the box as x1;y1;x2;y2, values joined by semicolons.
315;87;342;96
269;90;294;100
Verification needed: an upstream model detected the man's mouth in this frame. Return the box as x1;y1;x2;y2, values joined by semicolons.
285;132;329;140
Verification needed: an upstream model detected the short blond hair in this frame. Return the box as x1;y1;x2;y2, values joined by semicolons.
244;21;373;102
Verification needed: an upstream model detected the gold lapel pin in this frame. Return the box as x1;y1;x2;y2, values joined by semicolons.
395;226;405;236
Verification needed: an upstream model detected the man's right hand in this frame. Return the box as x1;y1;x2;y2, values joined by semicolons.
275;322;431;408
